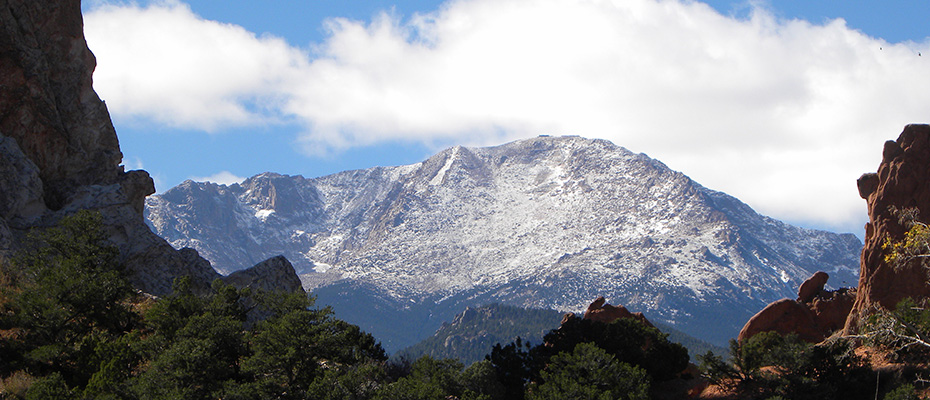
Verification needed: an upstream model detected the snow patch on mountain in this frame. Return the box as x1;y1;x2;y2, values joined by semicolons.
145;136;862;347
254;209;275;221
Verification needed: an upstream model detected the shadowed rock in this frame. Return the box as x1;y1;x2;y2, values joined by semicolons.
224;255;302;293
797;271;829;303
0;0;301;296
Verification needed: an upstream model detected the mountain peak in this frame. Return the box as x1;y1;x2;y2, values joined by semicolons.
145;135;860;348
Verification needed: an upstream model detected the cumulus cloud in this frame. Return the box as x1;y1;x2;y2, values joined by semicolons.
189;171;246;186
84;0;930;232
85;0;308;131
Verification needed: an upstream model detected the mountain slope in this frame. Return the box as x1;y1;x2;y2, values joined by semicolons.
394;304;565;365
145;136;861;350
394;303;727;366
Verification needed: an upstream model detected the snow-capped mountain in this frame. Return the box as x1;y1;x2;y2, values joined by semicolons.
145;136;861;350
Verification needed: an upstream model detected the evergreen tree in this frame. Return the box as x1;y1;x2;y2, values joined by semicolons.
699;332;873;400
538;315;689;381
527;343;649;400
0;210;136;388
241;291;386;399
373;356;464;400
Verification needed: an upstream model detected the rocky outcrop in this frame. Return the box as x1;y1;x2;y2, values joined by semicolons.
845;124;930;333
223;255;303;293
568;297;706;399
0;0;122;210
738;271;856;343
797;271;829;303
583;296;654;327
0;0;301;296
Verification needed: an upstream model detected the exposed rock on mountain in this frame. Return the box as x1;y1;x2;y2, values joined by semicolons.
147;136;861;349
223;255;302;293
737;271;855;343
0;0;300;296
846;124;930;333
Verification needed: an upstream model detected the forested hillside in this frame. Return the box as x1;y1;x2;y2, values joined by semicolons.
396;304;728;366
395;304;564;365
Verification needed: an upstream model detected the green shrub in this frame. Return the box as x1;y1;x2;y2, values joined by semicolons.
700;332;873;400
25;373;72;400
883;383;920;400
527;343;649;400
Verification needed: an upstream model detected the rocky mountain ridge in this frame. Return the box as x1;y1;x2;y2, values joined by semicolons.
146;135;861;349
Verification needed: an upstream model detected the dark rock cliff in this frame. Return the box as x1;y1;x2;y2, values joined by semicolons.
0;0;300;296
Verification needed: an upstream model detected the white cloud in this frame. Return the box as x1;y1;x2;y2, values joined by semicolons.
84;1;308;131
84;0;930;233
189;171;246;186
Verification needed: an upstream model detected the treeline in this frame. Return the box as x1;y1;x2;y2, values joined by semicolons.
1;211;927;399
0;211;690;399
395;303;725;367
0;211;386;399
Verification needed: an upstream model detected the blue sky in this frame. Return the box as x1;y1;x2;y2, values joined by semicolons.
81;0;930;236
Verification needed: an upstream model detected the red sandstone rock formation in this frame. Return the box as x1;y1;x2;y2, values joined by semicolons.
845;124;930;333
738;271;855;343
797;271;829;303
583;296;654;327
739;125;930;342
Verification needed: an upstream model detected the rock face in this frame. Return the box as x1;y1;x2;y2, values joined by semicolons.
0;0;301;296
0;1;121;210
223;255;303;293
583;296;654;327
845;124;930;333
147;136;862;349
738;271;856;343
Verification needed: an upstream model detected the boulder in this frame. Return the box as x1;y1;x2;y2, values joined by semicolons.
809;288;856;336
738;272;855;343
797;271;829;303
739;299;820;342
845;124;930;333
